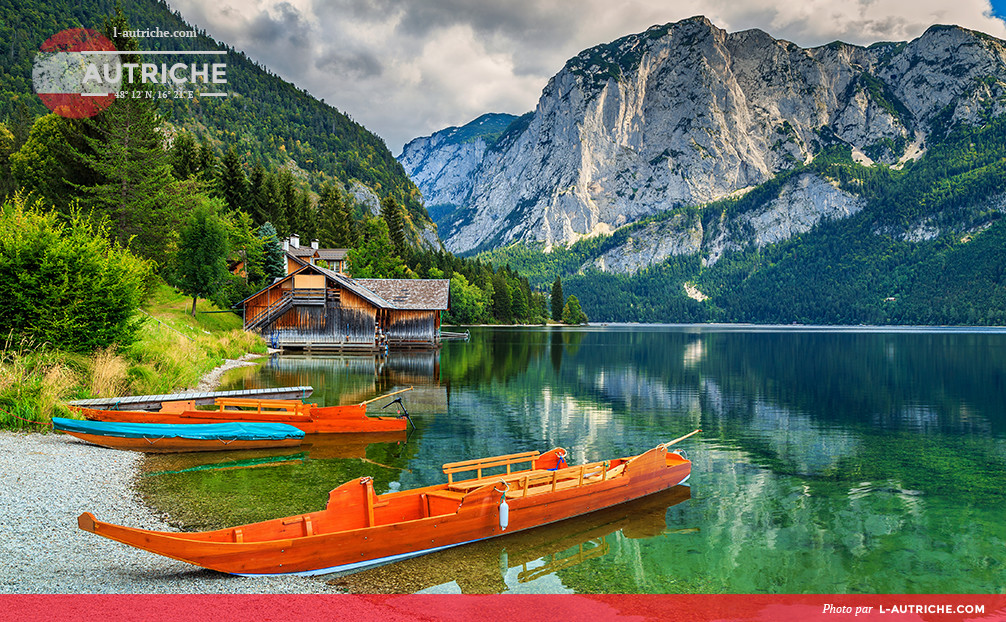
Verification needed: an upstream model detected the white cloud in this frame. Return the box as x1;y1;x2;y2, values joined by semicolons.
166;0;1006;154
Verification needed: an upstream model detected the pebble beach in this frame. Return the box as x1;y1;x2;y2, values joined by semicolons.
0;430;339;594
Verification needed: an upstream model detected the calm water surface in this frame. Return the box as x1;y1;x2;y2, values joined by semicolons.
138;325;1006;594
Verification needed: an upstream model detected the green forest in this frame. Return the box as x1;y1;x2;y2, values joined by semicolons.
0;0;565;331
480;115;1006;326
0;0;431;240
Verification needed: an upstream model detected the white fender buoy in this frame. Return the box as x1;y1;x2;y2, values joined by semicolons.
499;498;509;530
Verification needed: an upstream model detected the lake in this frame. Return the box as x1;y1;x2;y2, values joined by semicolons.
137;325;1006;594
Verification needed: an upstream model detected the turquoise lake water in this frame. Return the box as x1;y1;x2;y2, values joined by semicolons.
139;325;1006;594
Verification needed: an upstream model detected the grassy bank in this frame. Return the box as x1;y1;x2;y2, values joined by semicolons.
0;282;265;431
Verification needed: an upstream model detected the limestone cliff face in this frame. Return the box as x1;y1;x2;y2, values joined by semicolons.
398;113;518;213
585;173;864;274
399;17;1006;265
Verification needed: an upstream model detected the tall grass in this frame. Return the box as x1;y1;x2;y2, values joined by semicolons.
0;282;267;431
89;346;128;398
0;334;80;430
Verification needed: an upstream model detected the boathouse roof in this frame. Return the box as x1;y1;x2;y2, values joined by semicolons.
355;279;450;310
234;264;449;312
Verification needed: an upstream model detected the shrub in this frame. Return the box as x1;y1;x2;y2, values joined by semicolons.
0;193;153;352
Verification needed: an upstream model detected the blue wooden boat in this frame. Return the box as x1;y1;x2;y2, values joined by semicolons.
52;417;305;453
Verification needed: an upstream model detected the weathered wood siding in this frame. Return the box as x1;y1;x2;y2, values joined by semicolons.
384;309;438;345
261;286;377;346
244;281;292;326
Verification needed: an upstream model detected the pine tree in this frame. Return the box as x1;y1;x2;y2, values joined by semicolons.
248;161;268;224
170;131;199;180
316;184;357;248
491;271;512;322
511;284;529;321
264;171;287;234
347;217;407;278
289;189;314;240
277;168;298;235
380;195;406;258
551;276;564;321
197;137;216;181
218;145;248;213
70;91;181;261
259;221;286;280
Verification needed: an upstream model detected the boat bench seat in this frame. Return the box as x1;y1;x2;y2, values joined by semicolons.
447;469;552;492
425;489;466;500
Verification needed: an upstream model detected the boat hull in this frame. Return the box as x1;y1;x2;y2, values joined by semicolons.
76;404;407;434
78;444;691;575
61;430;303;453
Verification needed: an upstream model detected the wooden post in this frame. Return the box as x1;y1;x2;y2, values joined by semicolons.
363;478;375;527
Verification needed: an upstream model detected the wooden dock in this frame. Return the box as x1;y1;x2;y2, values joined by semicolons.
65;386;315;412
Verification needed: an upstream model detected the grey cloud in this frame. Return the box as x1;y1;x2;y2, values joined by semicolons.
315;48;384;78
247;2;314;48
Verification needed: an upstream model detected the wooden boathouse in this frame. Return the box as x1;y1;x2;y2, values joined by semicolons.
237;263;450;352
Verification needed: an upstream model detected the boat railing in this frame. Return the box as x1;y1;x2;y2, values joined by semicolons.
442;450;541;484
447;459;628;496
215;398;308;413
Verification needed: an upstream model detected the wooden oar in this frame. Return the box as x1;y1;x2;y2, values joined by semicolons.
360;386;414;405
659;429;701;449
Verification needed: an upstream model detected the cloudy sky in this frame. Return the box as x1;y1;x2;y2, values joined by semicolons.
166;0;1006;155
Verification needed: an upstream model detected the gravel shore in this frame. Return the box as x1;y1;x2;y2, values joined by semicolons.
0;430;338;594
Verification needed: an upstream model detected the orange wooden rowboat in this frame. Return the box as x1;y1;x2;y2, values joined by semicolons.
73;388;413;434
77;430;699;576
52;418;305;453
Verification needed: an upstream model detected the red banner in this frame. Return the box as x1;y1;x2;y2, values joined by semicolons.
2;594;1005;622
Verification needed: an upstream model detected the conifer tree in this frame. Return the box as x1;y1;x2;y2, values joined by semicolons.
70;92;179;261
170;131;199;180
248;161;268;224
347;217;406;278
561;295;588;325
491;271;512;322
511;284;529;321
197;137;216;181
218;145;248;212
259;221;286;280
551;276;564;321
316;184;357;248
380;195;406;258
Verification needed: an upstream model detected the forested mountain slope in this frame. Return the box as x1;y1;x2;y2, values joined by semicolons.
0;0;436;244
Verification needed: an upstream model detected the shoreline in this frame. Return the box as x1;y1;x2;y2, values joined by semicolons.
0;353;339;593
194;353;264;392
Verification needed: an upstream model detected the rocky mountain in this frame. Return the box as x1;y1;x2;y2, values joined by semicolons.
398;113;517;228
400;16;1006;263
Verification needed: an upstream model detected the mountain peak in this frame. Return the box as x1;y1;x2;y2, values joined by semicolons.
399;17;1006;254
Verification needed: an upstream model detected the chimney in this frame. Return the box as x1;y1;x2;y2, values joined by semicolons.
311;239;319;250
282;239;289;252
290;234;300;248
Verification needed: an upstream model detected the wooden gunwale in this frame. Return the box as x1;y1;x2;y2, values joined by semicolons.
78;442;693;575
74;402;407;434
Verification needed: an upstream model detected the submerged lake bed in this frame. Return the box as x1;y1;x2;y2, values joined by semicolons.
136;325;1006;594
